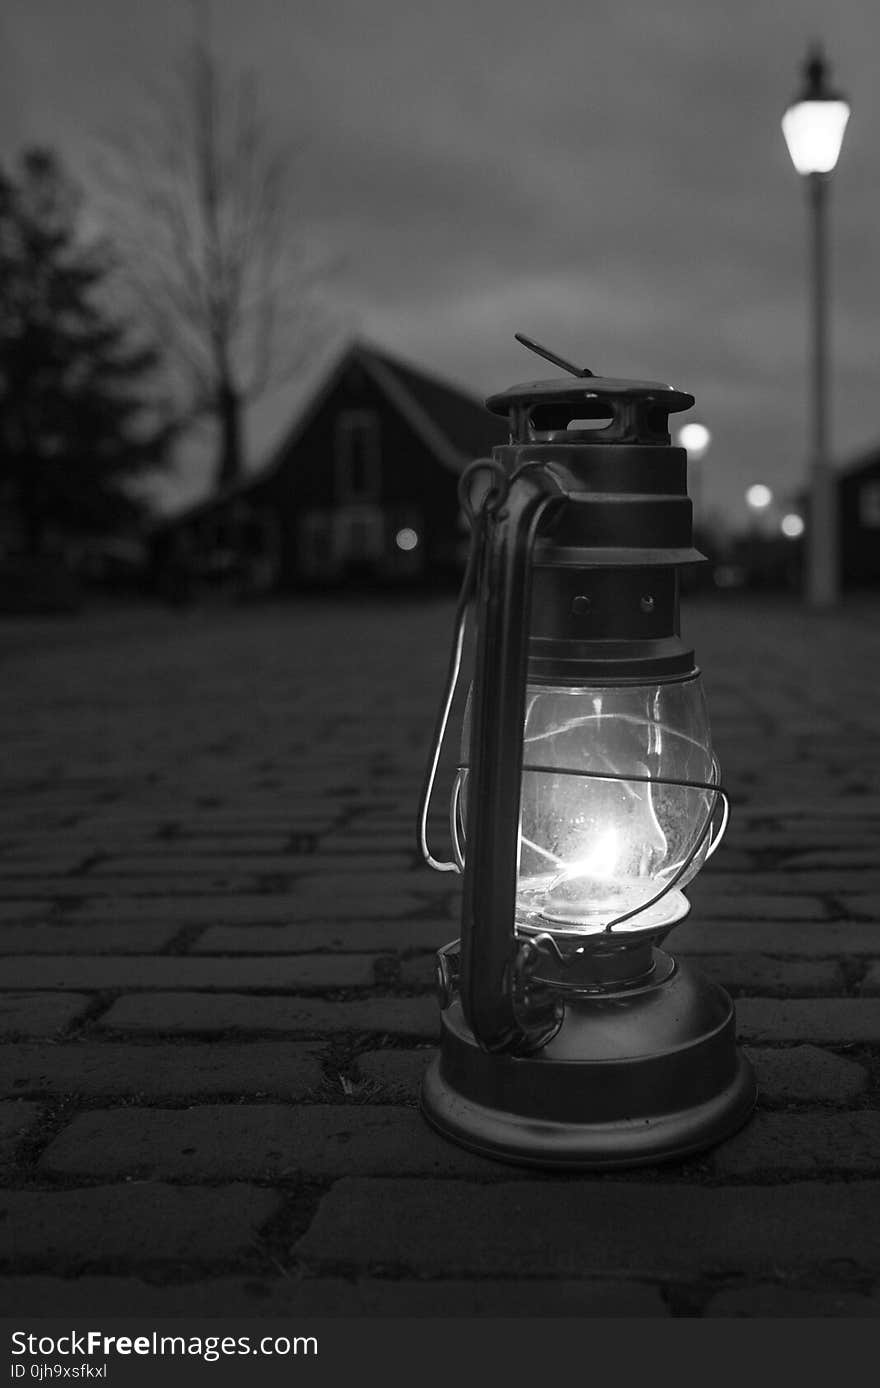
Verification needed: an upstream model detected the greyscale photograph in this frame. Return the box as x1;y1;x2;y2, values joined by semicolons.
0;0;879;1349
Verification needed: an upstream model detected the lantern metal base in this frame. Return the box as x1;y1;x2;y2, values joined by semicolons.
421;952;756;1169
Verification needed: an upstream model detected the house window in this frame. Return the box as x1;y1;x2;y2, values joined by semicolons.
334;504;385;563
335;411;381;500
298;509;340;580
859;481;880;528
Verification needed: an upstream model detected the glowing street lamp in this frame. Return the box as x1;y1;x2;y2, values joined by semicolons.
418;337;755;1167
782;46;850;608
781;512;805;539
676;423;711;525
677;422;711;460
746;483;773;511
782;52;850;175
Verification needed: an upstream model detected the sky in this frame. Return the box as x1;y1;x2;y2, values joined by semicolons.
2;0;879;529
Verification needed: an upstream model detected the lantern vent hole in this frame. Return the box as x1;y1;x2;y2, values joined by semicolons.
527;402;614;440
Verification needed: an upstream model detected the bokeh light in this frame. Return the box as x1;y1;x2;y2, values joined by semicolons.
745;484;773;510
677;423;712;458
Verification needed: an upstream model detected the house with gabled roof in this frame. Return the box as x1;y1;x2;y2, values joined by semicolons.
836;446;880;587
152;339;507;597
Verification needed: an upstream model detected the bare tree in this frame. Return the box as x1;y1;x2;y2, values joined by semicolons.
97;31;327;489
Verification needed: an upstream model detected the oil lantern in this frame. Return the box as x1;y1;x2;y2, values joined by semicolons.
417;336;756;1167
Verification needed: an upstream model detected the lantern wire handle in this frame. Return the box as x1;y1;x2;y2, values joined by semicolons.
418;598;469;873
417;458;509;873
450;769;466;871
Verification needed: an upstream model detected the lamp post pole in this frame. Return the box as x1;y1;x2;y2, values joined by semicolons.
782;47;850;610
808;171;836;607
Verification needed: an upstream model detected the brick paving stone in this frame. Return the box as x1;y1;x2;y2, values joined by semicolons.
191;920;452;953
857;962;880;993
683;891;829;921
0;902;54;921
295;1178;880;1277
99;993;439;1038
745;872;880;893
0;1043;323;1099
745;1045;870;1104
710;1112;880;1176
0;954;377;990
736;998;880;1043
0;1100;41;1169
0;993;91;1038
99;837;294;854
0;1184;281;1267
314;836;418;855
695;957;844;994
784;850;880;869
68;896;329;925
0;1275;669;1316
671;920;880;956
288;891;431;920
89;853;416;875
357;1049;434;1094
0;875;282;899
826;895;880;920
39;1105;503;1180
0;853;89;876
705;1284;880;1317
0;923;181;954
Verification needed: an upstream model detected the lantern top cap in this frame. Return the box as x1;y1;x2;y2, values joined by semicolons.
485;375;694;417
489;336;694;444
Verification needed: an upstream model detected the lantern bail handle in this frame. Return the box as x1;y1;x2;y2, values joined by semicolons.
417;459;510;874
458;461;566;1054
418;457;568;1054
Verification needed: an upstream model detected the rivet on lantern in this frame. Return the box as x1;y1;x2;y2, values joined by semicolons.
416;334;757;1169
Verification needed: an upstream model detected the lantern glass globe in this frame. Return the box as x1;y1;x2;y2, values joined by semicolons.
514;679;715;934
459;677;716;938
782;98;850;174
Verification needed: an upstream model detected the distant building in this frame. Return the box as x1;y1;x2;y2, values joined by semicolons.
152;341;507;598
782;449;880;590
837;448;880;587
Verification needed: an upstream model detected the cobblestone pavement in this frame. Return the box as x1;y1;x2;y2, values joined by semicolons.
0;593;879;1318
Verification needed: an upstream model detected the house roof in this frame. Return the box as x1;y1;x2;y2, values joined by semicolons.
154;340;507;529
839;445;880;482
364;345;509;464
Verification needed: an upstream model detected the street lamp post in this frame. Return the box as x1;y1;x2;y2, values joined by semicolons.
782;47;850;609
